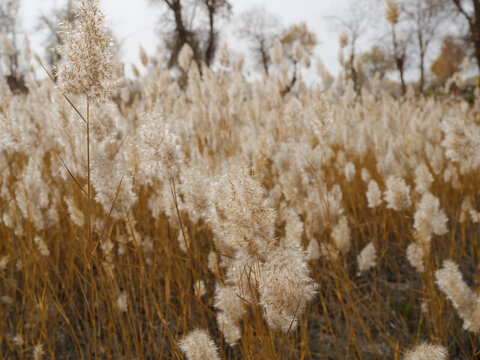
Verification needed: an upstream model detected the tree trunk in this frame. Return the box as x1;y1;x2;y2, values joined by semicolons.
166;0;194;68
454;0;480;71
398;60;406;95
205;8;216;67
419;51;425;93
258;38;269;75
418;32;425;93
260;46;269;75
350;42;358;93
473;0;480;71
391;24;406;95
172;2;187;44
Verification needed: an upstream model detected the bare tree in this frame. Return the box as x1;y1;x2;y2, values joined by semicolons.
392;29;410;94
152;0;230;69
0;0;21;79
451;0;480;71
201;0;231;67
151;0;201;68
359;44;393;80
384;0;408;95
237;6;282;75
327;0;372;93
401;0;450;92
280;22;317;95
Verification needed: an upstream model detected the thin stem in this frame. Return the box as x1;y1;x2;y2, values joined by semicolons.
86;98;98;359
87;99;91;252
92;176;124;256
169;178;198;287
37;59;87;124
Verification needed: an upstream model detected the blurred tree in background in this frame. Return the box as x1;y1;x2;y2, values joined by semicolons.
280;22;317;94
431;36;467;84
202;0;231;67
350;45;393;88
401;0;450;92
328;0;371;93
2;0;480;95
0;0;26;91
151;0;231;69
360;45;393;80
237;6;282;75
451;0;480;71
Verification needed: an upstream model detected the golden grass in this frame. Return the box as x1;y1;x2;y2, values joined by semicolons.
1;3;479;358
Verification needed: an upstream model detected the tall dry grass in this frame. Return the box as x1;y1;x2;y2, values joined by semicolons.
0;1;479;359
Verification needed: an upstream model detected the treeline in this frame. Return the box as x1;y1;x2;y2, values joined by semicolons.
0;0;479;95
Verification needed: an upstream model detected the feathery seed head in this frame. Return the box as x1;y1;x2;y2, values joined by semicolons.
406;243;425;273
384;176;411;211
178;329;220;360
178;43;194;72
414;192;448;239
258;241;317;331
357;242;377;274
139;45;148;67
384;0;400;25
55;0;119;101
414;163;433;194
136;112;182;181
435;260;480;332
116;291;128;312
209;164;277;260
367;180;382;208
306;238;320;261
344;161;356;182
214;283;246;323
331;215;351;254
33;236;50;257
441;118;480;168
361;168;371;183
403;342;447;360
216;311;241;346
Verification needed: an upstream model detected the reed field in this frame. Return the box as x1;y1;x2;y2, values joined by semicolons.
1;0;480;359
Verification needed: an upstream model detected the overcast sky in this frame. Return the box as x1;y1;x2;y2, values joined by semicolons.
19;0;354;78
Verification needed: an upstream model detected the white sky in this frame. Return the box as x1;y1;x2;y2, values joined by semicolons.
20;0;350;78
